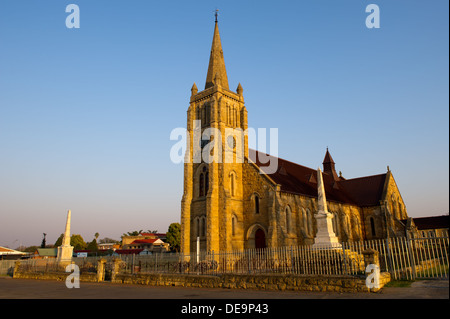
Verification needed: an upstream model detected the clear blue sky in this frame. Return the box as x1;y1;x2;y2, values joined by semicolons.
0;0;448;247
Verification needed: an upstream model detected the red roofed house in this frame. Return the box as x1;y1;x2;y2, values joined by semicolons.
123;238;169;252
121;233;170;252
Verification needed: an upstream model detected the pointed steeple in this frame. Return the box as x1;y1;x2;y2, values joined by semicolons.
205;18;229;90
191;82;198;96
323;148;339;181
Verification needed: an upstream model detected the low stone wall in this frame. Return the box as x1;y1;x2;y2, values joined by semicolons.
13;271;98;282
112;272;391;293
12;257;391;293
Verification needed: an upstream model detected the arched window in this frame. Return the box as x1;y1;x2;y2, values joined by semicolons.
201;216;206;237
199;173;204;197
307;209;313;236
230;172;236;197
285;206;291;233
195;217;200;238
254;195;260;214
199;167;208;197
332;212;339;237
370;217;376;237
232;215;237;236
302;208;309;236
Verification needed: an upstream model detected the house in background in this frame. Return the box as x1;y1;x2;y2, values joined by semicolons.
0;246;28;260
98;243;120;251
121;233;170;252
122;238;170;253
33;248;58;259
409;215;449;238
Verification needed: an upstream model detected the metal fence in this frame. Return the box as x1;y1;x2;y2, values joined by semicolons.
114;235;449;280
3;235;448;281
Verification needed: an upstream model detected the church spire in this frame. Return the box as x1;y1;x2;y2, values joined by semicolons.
323;148;339;181
205;14;229;90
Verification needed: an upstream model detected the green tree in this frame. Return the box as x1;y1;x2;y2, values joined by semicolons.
86;239;98;252
40;233;46;248
70;234;86;250
54;234;86;250
166;223;181;252
54;234;63;247
122;230;143;237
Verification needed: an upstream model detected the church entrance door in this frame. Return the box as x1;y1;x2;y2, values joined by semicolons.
255;229;266;249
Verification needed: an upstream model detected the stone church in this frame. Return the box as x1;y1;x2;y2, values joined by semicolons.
180;18;409;254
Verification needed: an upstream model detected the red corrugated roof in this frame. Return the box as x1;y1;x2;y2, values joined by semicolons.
249;149;387;207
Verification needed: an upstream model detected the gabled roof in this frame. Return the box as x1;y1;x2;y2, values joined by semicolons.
248;149;387;207
412;215;449;230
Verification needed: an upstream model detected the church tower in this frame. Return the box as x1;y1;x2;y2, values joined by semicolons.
181;16;248;254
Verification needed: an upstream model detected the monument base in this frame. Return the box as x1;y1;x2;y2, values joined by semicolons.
312;212;342;249
57;245;74;265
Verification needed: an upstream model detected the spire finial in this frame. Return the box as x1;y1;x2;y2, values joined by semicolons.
215;9;219;23
205;10;229;90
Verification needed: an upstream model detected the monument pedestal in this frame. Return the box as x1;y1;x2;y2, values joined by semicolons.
57;245;73;263
313;212;341;249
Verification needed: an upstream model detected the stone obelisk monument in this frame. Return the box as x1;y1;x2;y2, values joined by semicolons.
313;168;341;248
57;209;74;265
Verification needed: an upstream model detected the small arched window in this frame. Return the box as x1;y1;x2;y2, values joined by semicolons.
195;217;200;238
370;217;376;237
201;216;206;237
199;167;208;197
254;195;260;214
332;212;339;237
285;206;291;233
230;172;236;197
232;216;237;236
199;173;204;197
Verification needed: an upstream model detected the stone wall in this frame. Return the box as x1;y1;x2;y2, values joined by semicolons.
12;264;390;293
13;271;98;282
112;272;391;293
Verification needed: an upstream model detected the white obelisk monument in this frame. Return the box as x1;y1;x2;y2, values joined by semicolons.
313;168;341;248
57;209;74;264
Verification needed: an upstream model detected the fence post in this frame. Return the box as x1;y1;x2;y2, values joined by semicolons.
341;244;348;275
111;258;122;282
97;258;106;282
406;234;417;280
385;237;395;279
12;261;21;278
